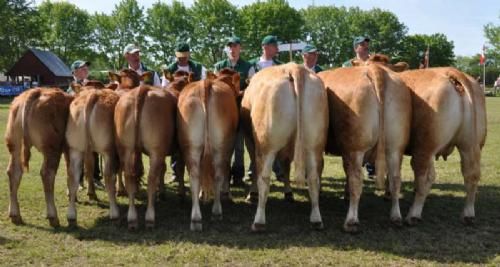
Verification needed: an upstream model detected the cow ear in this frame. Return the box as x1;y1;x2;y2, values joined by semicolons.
106;83;118;90
392;62;409;72
70;82;82;94
140;71;153;82
206;71;217;80
163;69;174;82
188;72;195;83
231;72;240;95
351;59;361;66
108;71;121;83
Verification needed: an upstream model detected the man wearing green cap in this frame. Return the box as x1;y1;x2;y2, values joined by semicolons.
67;60;104;190
249;35;283;72
123;44;161;86
162;42;206;87
342;36;371;67
302;44;324;73
214;36;255;187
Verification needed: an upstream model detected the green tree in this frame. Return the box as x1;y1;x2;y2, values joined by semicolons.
190;0;239;66
399;33;455;68
0;0;42;72
239;0;304;62
145;0;192;68
38;0;93;64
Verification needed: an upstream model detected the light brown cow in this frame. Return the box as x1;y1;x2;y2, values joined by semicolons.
177;69;240;231
5;88;73;227
241;63;328;232
351;54;410;72
65;87;120;226
114;83;178;230
397;67;486;225
318;64;412;231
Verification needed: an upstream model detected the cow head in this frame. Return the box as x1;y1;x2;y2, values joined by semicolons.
217;68;241;98
352;53;409;72
108;69;152;90
167;71;193;95
82;80;105;89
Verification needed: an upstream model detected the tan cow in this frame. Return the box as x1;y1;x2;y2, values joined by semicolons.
397;67;486;225
177;69;240;231
351;54;410;72
5;88;73;227
65;87;120;226
318;64;412;231
241;63;328;232
114;83;178;230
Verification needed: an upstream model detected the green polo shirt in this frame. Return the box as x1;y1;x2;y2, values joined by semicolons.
166;60;203;81
342;59;355;67
249;57;283;72
214;58;253;90
312;65;324;73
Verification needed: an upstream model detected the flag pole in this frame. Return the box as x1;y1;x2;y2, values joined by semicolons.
483;60;486;92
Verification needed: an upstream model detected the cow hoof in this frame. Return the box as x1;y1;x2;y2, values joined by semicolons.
10;215;24;225
145;220;155;230
117;190;127;197
405;217;422;226
246;192;258;205
211;214;223;221
390;217;403;228
284;192;294;202
462;216;475;226
251;223;266;233
48;217;60;228
311;221;324;231
67;218;78;229
88;193;99;202
190;220;202;232
128;220;138;231
343;221;360;234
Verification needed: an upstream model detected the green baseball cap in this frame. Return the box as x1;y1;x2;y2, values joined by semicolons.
123;44;141;55
353;36;370;48
302;44;318;54
226;36;241;46
261;35;278;45
175;42;190;57
71;60;90;71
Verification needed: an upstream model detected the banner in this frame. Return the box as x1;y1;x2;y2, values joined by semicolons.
0;85;26;96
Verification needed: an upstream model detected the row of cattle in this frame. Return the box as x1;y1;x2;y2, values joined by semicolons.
5;57;486;233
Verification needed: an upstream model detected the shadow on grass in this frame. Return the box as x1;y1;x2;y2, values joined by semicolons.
19;177;500;264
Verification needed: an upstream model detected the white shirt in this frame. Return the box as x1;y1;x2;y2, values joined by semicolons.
161;64;207;87
257;57;274;70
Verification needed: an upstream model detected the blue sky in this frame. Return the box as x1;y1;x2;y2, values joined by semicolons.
36;0;499;56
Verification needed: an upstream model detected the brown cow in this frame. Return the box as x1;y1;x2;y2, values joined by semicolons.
176;69;240;231
5;88;73;227
114;82;178;229
351;54;410;72
397;67;486;225
318;64;412;231
65;87;120;226
241;63;328;232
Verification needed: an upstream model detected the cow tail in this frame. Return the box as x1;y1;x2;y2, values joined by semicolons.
21;89;41;171
199;79;215;199
368;66;387;189
83;92;99;180
133;86;149;180
290;67;306;187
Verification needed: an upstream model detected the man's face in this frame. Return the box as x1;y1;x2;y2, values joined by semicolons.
355;41;369;55
227;43;241;60
263;44;279;58
73;65;89;81
302;52;318;67
177;56;189;66
125;51;141;66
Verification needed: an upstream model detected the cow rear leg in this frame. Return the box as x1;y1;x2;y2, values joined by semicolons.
189;158;203;231
67;150;83;227
145;154;166;229
406;156;434;225
307;151;323;230
342;152;364;233
459;146;481;225
251;152;274;232
41;152;61;228
84;151;98;201
123;152;139;230
7;145;24;225
281;159;294;202
387;152;403;226
102;153;119;222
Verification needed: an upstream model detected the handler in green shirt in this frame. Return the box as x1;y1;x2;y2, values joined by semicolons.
302;44;324;73
249;35;283;72
214;36;255;187
162;42;206;87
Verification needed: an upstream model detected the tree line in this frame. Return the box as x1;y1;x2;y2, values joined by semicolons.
0;0;498;85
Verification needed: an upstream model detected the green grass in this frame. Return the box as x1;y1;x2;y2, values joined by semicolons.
1;96;500;266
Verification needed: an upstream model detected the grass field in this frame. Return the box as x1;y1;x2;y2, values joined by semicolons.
1;96;500;266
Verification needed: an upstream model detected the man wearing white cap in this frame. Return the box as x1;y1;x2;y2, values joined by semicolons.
123;43;161;86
